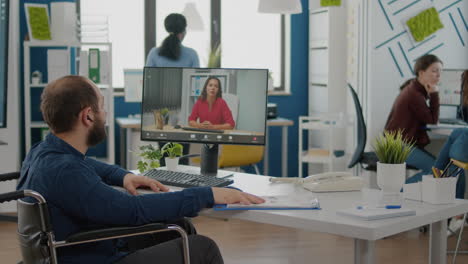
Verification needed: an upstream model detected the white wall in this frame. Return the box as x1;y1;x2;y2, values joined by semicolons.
357;0;468;147
0;0;20;213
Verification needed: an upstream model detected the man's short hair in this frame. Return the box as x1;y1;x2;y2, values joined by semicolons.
40;75;99;133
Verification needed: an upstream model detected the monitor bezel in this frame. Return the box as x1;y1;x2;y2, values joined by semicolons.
140;66;269;146
0;0;9;129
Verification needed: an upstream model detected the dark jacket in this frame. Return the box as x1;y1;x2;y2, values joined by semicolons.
385;79;439;148
17;134;214;264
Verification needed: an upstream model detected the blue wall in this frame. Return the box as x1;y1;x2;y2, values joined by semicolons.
261;0;309;177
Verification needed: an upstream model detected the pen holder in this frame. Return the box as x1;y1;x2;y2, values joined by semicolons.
421;175;457;204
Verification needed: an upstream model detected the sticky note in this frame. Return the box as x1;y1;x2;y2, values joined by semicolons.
406;7;444;42
321;0;341;7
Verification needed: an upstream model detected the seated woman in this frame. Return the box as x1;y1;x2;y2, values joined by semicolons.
385;54;443;176
189;77;235;130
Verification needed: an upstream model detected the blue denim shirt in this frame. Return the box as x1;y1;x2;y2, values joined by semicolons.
146;45;200;67
17;133;214;264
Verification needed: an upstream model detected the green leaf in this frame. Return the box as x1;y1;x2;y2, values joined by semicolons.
137;160;148;173
161;142;184;158
372;130;415;164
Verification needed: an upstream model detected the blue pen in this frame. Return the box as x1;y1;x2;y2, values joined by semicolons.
357;205;401;210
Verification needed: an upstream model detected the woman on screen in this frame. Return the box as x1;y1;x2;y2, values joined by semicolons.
189;77;235;130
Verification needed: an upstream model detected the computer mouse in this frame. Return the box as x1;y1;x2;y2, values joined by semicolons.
174;125;181;129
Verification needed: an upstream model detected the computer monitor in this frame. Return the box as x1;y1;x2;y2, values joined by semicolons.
141;67;268;176
0;0;9;128
439;69;463;106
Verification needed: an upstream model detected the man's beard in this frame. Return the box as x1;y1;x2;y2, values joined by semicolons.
87;116;107;147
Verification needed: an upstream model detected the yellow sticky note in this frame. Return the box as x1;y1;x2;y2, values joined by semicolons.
406;7;444;42
27;6;52;40
321;0;341;7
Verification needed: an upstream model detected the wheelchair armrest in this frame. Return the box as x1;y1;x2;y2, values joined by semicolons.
0;172;20;182
0;190;25;203
65;223;169;243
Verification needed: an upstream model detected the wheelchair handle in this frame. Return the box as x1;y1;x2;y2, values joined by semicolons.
0;172;20;182
0;190;25;203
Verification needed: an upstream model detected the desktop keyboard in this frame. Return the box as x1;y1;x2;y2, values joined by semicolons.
143;169;234;188
181;127;224;133
439;118;467;125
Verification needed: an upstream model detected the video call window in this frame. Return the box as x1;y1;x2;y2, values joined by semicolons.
141;67;268;145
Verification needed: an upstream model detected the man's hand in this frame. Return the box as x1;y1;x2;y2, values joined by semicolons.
212;187;265;205
123;173;169;195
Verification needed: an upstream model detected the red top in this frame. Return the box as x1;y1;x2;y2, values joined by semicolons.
188;97;235;128
385;79;439;148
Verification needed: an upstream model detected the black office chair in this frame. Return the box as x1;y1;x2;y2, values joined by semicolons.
347;84;379;171
0;172;20;222
347;84;420;172
0;189;191;264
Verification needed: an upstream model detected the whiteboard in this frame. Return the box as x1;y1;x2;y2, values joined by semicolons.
124;69;143;102
439;69;463;106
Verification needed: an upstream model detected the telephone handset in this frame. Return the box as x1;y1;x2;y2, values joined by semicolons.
270;172;363;192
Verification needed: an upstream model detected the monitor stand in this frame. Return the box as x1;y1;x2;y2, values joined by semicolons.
200;144;219;176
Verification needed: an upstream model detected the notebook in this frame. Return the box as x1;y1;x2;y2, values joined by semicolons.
213;196;321;211
337;207;416;220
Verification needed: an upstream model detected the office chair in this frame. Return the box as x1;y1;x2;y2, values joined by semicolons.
218;145;264;174
347;84;379;171
190;145;264;174
347;84;419;177
0;172;20;222
0;189;191;264
447;159;468;264
222;93;239;126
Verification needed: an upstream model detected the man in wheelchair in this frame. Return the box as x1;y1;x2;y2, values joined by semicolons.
16;75;264;264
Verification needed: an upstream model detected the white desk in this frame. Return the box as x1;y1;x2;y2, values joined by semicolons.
195;170;468;264
427;123;468;136
116;117;293;177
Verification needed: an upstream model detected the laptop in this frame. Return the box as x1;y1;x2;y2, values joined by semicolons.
439;105;467;125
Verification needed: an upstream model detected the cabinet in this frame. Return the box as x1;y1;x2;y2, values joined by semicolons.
298;114;346;178
23;41;114;164
307;2;347;173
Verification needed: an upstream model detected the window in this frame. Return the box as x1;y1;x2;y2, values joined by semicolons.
80;0;144;88
155;0;211;67
153;0;289;93
221;0;286;90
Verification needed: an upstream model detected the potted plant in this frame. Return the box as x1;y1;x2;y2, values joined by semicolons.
136;144;163;173
207;43;221;68
161;142;183;171
372;130;415;203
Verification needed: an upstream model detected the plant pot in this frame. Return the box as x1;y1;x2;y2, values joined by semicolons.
165;157;179;171
377;162;406;206
377;162;406;193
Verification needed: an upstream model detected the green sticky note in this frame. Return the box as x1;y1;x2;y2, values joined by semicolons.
321;0;341;7
27;6;52;40
406;7;444;43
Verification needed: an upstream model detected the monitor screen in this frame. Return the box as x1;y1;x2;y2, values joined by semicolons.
439;69;464;106
141;67;268;146
0;0;9;128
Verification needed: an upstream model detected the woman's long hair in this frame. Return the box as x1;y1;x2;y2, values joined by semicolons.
399;54;443;90
199;77;222;101
158;13;187;60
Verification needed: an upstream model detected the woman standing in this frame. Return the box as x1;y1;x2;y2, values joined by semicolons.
146;13;199;67
146;13;200;164
385;54;443;176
